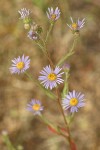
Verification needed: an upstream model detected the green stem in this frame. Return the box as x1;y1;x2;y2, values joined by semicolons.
2;134;16;150
39;115;68;138
56;88;69;129
62;72;69;97
67;113;75;125
56;88;73;149
39;115;51;125
36;39;54;68
24;71;56;100
36;41;46;54
36;38;74;148
35;24;54;68
39;115;59;133
57;34;79;66
45;49;55;68
45;23;54;43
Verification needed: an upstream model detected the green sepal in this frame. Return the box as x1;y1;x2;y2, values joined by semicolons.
23;18;32;24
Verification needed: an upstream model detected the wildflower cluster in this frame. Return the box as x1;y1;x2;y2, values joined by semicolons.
9;6;86;150
18;8;32;29
18;8;42;40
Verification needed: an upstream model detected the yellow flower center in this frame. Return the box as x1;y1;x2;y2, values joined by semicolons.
51;14;56;20
48;73;57;81
16;62;24;69
72;23;78;29
32;104;40;111
70;98;78;106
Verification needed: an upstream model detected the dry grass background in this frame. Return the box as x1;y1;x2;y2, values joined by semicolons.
0;0;100;150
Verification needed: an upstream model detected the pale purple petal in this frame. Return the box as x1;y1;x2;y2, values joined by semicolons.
46;7;60;21
9;55;30;74
67;17;85;31
18;8;31;19
38;65;64;89
27;99;44;115
62;90;85;113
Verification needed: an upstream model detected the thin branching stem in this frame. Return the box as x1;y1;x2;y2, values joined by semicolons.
24;71;56;100
36;26;78;150
45;23;54;43
55;88;72;149
57;34;79;66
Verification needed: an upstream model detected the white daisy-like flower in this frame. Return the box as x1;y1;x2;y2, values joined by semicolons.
27;99;44;115
9;55;30;74
67;17;85;32
62;90;85;113
18;8;31;19
46;7;61;21
38;65;64;90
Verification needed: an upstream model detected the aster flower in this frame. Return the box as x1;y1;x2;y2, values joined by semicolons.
18;8;31;20
27;30;39;40
38;65;64;90
67;17;85;33
46;7;61;21
62;90;85;113
27;99;44;115
9;55;30;74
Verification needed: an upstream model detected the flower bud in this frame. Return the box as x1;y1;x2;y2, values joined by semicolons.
27;30;39;40
62;63;70;72
24;23;30;30
36;25;43;34
31;23;43;34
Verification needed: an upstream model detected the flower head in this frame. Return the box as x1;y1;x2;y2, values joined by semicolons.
9;55;30;74
38;65;64;90
27;30;39;40
62;90;85;113
46;7;61;21
67;17;85;33
27;99;44;115
18;8;31;20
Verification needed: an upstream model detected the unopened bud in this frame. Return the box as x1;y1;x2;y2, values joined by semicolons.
17;145;24;150
28;30;39;40
31;23;43;34
36;25;43;34
62;63;70;71
24;23;30;30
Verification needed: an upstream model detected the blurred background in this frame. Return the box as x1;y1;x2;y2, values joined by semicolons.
0;0;100;150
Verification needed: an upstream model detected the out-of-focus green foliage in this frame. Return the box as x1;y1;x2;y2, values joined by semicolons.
32;0;45;9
